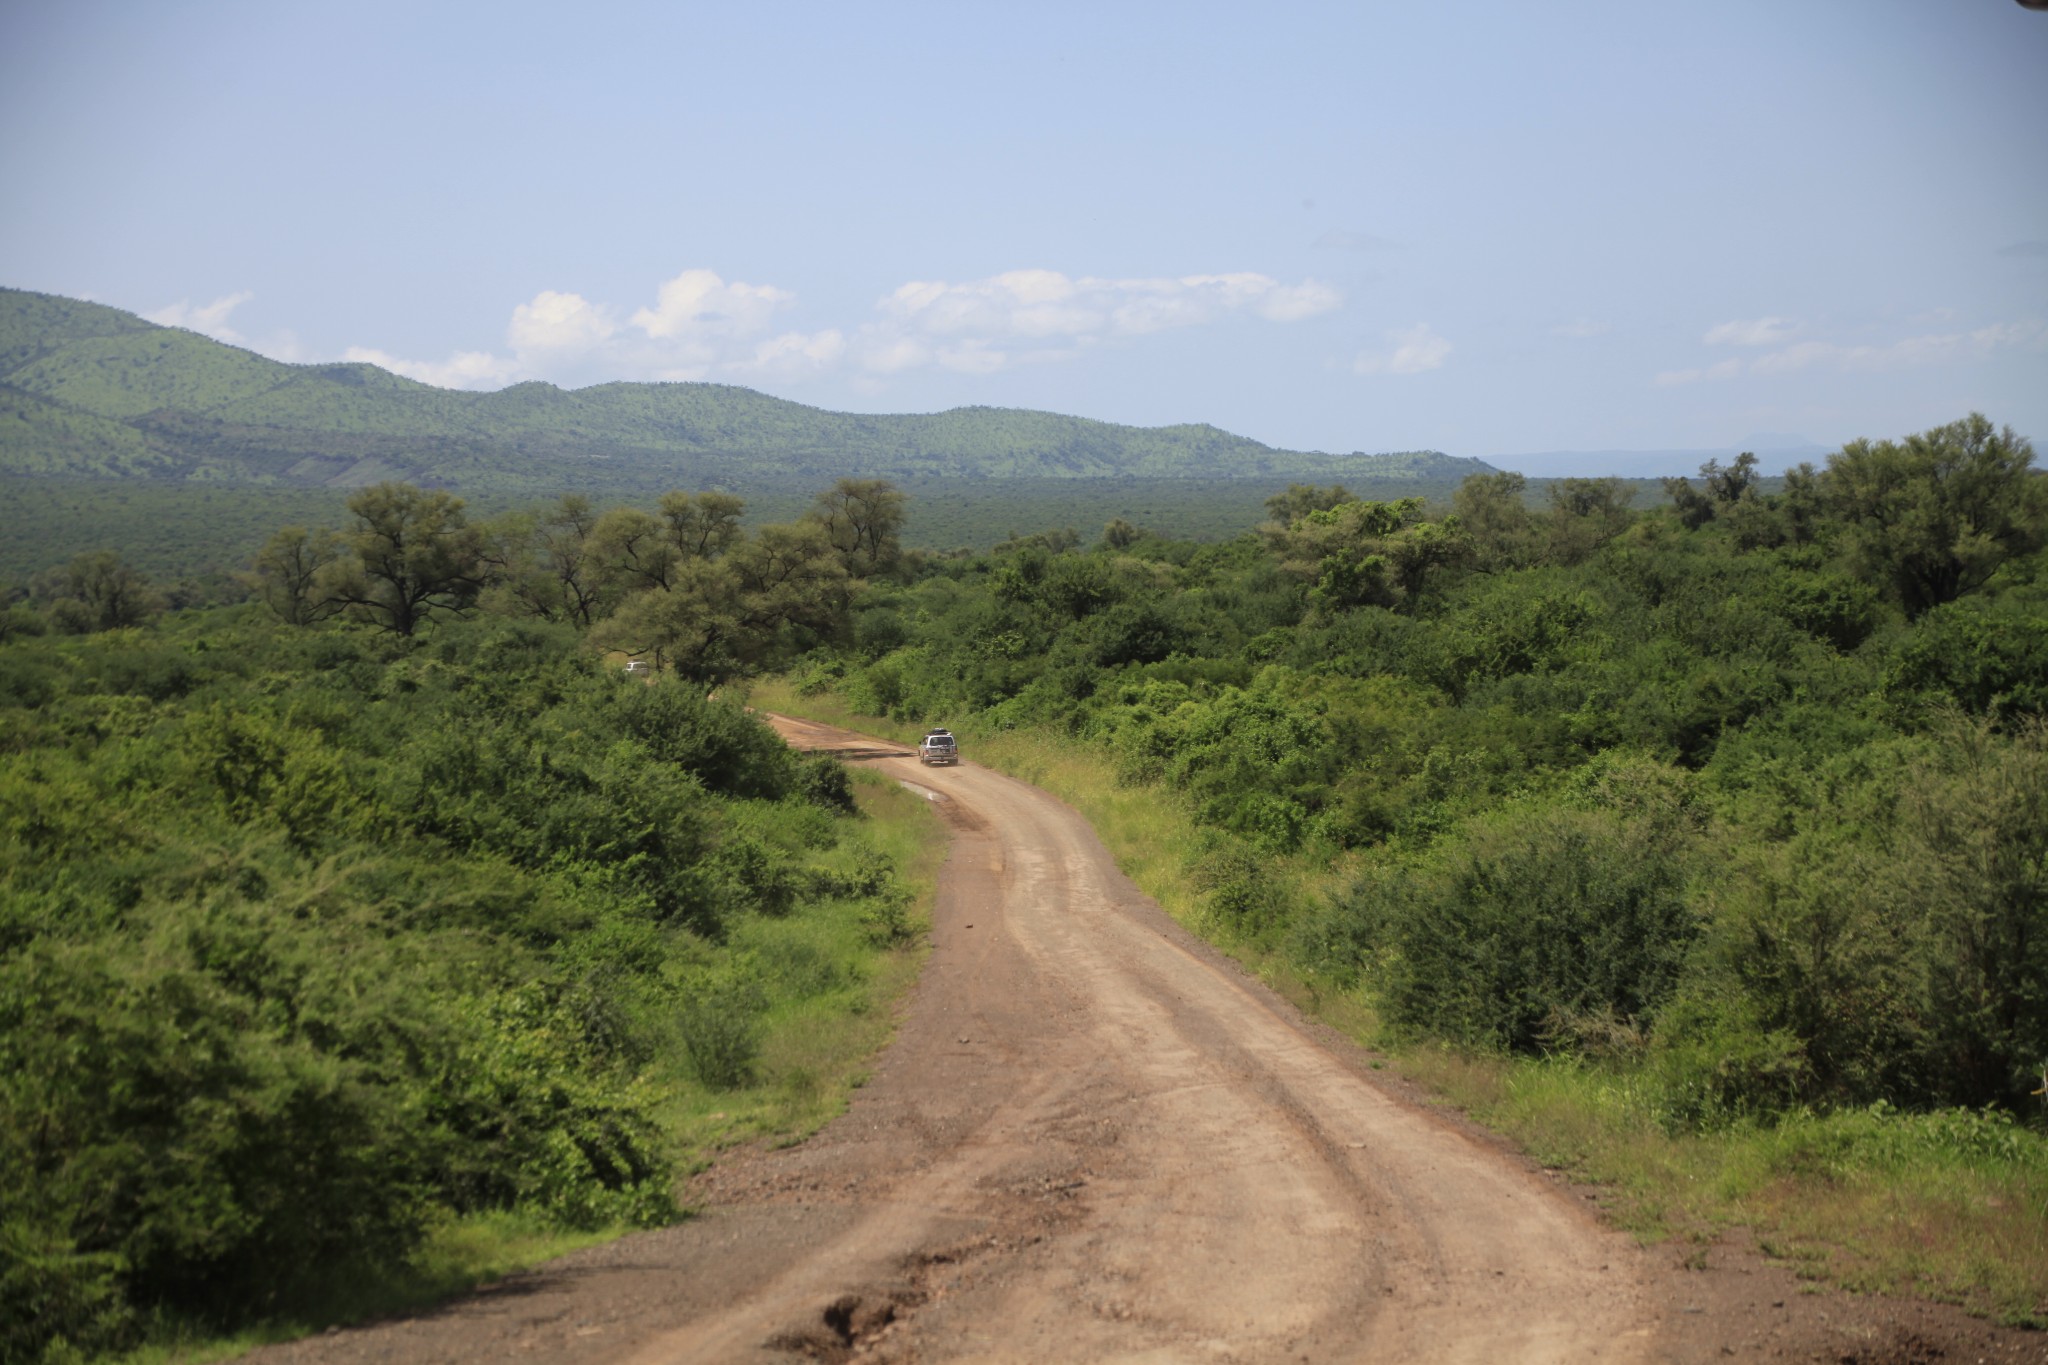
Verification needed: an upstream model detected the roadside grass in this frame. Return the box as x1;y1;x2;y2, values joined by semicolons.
114;765;943;1364
1422;1057;2048;1324
657;768;940;1170
755;682;2048;1328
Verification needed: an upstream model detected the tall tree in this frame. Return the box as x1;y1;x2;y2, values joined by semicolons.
590;507;682;593
1263;483;1355;528
809;478;904;578
1663;452;1759;532
592;519;855;683
496;496;613;626
1821;413;2045;617
252;526;342;626
324;483;488;636
1265;497;1466;611
1452;471;1534;571
37;551;163;632
1542;477;1635;565
659;491;747;561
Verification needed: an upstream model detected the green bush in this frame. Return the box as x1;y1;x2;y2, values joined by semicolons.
678;969;766;1090
1343;804;1696;1053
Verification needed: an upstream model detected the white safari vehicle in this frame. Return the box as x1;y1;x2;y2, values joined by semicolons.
918;728;959;765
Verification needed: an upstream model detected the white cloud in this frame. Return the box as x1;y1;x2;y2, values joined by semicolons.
1703;316;1799;347
869;269;1339;364
857;336;931;375
743;328;848;380
1656;319;2042;387
1654;358;1743;387
1251;277;1345;323
1354;323;1451;376
146;291;254;344
509;290;614;353
336;264;1343;390
881;270;1101;340
1751;322;2045;374
935;340;1012;375
630;268;793;341
1744;340;1842;376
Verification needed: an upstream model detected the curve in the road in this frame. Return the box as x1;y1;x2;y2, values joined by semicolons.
245;715;1669;1365
635;716;1663;1363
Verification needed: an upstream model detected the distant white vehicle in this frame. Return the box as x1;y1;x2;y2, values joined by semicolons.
918;728;959;765
624;660;651;677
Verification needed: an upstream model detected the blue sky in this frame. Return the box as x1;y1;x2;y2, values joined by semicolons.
3;1;2043;472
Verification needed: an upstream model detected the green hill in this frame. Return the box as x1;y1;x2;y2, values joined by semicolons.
0;287;1492;494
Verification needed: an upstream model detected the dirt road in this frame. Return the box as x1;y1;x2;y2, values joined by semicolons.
254;718;2045;1364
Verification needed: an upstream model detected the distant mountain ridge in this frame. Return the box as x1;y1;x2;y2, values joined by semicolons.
0;288;1492;494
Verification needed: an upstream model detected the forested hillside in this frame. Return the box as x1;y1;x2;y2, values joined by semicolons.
0;288;1487;493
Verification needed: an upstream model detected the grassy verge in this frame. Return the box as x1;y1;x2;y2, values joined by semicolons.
656;767;941;1171
120;764;943;1364
749;681;2048;1327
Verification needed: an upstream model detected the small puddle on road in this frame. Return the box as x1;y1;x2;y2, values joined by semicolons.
898;779;950;803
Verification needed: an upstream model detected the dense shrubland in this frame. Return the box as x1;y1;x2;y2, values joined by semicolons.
787;415;2048;1124
0;479;928;1361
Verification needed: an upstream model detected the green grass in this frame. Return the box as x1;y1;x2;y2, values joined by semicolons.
656;767;941;1173
752;681;2048;1328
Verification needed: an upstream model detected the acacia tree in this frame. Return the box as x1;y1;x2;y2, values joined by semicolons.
1663;452;1759;531
34;551;164;632
809;478;904;578
1821;414;2045;617
1101;518;1144;551
590;507;682;593
252;526;342;626
323;483;488;636
1266;496;1466;611
659;491;746;561
733;520;855;637
1452;471;1535;571
1263;483;1355;527
593;501;856;683
595;558;745;682
495;496;614;627
1542;477;1635;566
